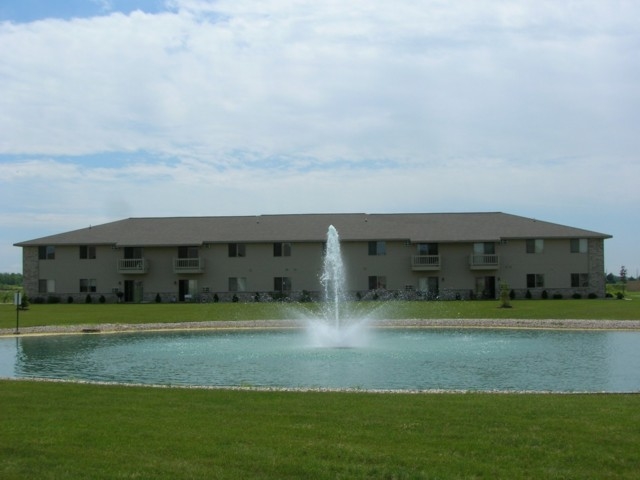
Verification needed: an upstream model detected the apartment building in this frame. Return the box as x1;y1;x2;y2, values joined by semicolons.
15;212;611;302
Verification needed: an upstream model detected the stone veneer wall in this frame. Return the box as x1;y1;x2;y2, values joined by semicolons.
588;238;606;297
22;247;39;299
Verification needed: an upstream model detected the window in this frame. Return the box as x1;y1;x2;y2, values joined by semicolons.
570;239;588;253
178;246;199;258
38;279;55;293
368;241;386;256
526;274;544;288
228;243;246;257
368;275;387;290
473;242;495;255
38;246;55;260
124;247;143;259
571;273;589;288
229;277;247;292
526;239;544;254
417;243;438;255
80;278;97;293
274;277;292;292
79;245;96;259
273;242;291;257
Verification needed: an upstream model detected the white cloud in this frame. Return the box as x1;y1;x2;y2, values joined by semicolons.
1;1;639;274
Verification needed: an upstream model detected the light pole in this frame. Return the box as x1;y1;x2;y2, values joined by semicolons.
14;292;21;334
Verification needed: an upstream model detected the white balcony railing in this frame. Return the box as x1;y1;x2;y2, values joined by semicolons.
173;257;204;273
117;258;148;274
469;254;499;269
411;255;441;270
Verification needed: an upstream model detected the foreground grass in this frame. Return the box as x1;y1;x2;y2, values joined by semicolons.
1;380;638;479
1;296;639;329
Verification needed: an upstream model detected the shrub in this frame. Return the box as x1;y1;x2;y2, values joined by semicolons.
509;289;515;300
541;290;549;299
67;296;74;304
572;293;582;299
616;292;625;300
525;290;532;299
47;295;61;304
232;294;239;303
99;295;106;304
85;294;93;304
552;293;563;300
155;293;162;303
588;292;598;299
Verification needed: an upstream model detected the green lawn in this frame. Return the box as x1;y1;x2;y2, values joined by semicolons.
1;380;639;479
1;296;639;330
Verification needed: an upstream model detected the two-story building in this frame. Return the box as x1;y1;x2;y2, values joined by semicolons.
15;212;611;302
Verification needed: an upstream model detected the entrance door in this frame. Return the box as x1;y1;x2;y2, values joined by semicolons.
475;276;496;299
419;277;439;299
123;280;144;302
178;279;198;301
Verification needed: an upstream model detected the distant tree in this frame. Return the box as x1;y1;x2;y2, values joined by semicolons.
606;273;616;284
0;273;23;286
620;266;628;294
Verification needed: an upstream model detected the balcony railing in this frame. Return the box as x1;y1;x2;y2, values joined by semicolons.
469;254;499;270
411;255;441;271
117;258;148;274
173;257;204;274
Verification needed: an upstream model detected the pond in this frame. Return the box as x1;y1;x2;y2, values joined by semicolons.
2;328;640;392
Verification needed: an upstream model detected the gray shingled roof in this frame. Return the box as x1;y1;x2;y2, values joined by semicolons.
14;212;611;247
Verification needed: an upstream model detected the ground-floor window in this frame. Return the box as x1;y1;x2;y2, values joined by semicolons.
571;273;589;288
38;279;55;293
368;275;387;290
228;277;247;292
274;277;292;292
79;278;97;293
526;273;545;288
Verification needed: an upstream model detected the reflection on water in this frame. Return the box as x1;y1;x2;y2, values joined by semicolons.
2;329;640;392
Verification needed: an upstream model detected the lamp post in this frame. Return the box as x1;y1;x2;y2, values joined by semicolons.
14;292;21;334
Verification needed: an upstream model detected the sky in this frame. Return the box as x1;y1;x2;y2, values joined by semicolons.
1;0;638;277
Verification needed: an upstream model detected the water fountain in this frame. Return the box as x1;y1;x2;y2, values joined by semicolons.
305;225;371;348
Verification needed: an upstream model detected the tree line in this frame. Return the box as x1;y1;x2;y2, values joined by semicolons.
0;272;23;286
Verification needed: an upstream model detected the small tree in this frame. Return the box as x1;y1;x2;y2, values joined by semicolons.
620;265;628;295
499;282;512;308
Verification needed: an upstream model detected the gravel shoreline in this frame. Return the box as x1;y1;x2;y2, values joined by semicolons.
2;318;640;337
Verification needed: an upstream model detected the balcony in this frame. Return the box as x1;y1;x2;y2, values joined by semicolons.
411;255;441;271
469;254;499;270
118;258;148;274
173;257;204;274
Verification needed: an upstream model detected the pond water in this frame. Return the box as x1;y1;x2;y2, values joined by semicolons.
1;328;639;392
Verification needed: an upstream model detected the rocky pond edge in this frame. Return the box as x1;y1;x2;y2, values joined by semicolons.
2;318;640;337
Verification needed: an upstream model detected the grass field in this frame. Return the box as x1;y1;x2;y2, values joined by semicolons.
1;381;639;479
1;295;639;330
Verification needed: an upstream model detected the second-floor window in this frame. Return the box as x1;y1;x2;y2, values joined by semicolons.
228;243;246;257
178;246;199;258
273;242;291;257
417;243;438;255
570;239;588;253
526;239;544;254
368;241;386;256
38;246;55;260
79;245;96;259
